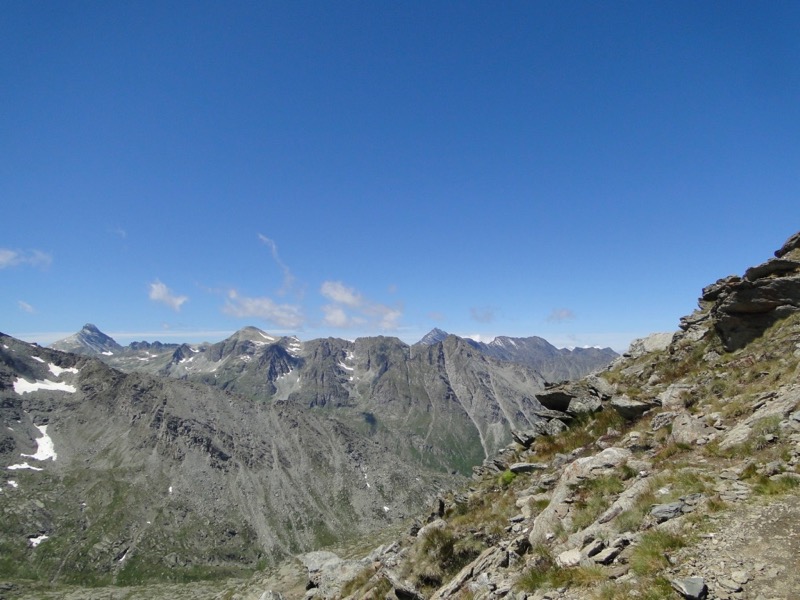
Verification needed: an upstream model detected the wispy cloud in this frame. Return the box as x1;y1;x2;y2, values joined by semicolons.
258;234;296;296
110;227;127;239
223;289;304;329
0;248;52;270
18;300;35;314
148;280;189;311
320;281;362;307
320;280;403;330
470;306;496;323
321;304;362;328
546;307;576;323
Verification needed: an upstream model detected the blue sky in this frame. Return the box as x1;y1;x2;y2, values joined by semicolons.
2;1;799;351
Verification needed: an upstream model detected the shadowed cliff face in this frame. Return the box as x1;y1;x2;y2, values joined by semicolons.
680;231;800;351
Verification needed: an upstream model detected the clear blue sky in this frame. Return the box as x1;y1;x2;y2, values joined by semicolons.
2;1;799;351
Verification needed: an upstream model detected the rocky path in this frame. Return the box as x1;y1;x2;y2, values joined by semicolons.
673;492;800;600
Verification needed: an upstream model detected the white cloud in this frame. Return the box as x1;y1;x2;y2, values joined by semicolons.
224;289;304;329
258;234;296;296
0;248;52;269
320;281;363;307
546;308;576;323
148;280;188;311
366;304;403;329
322;305;359;328
319;280;402;331
18;300;35;314
461;333;496;344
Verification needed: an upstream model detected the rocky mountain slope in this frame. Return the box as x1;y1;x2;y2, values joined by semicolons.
0;327;559;593
269;230;800;600
472;337;616;383
414;330;617;383
1;335;467;589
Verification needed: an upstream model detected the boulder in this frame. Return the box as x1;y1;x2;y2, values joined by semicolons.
591;545;622;565
624;332;674;358
555;548;582;568
671;577;708;600
650;501;685;523
670;413;714;446
417;518;447;539
610;395;656;420
298;551;369;597
775;230;800;257
508;462;547;474
567;395;602;414
535;388;574;412
658;384;693;409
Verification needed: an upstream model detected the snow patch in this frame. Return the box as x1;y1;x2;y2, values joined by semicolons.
48;363;79;377
8;462;44;471
31;356;45;363
28;534;49;547
338;362;354;371
169;486;173;494
2;344;8;349
22;424;57;461
383;506;390;512
8;480;18;489
240;355;252;363
13;378;76;394
101;351;114;356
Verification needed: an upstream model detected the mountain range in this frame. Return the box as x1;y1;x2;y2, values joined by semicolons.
50;324;617;385
1;320;619;591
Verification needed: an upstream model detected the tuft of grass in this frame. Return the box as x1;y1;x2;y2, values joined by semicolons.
569;475;625;532
406;527;484;589
340;565;377;597
532;408;626;461
752;474;800;496
498;469;517;487
748;415;781;450
592;577;675;600
629;531;686;576
517;561;604;592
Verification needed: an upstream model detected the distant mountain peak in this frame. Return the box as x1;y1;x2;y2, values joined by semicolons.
416;328;450;345
50;324;122;356
231;326;277;343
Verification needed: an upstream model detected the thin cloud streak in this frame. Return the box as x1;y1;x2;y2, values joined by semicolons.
258;234;296;296
470;307;496;323
0;248;52;269
546;308;576;323
18;300;35;314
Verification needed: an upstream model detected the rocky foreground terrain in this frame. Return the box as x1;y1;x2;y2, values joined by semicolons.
245;230;800;600
3;231;800;600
